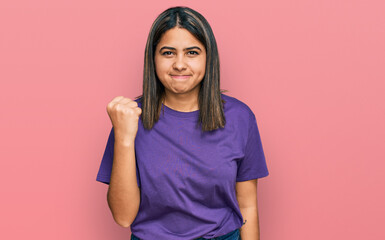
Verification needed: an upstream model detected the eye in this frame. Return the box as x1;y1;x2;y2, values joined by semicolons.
161;51;173;56
188;51;199;55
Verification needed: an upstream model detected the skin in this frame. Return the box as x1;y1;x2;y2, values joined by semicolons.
154;27;206;112
236;179;261;239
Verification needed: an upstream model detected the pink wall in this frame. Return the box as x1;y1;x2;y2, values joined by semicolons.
1;0;384;239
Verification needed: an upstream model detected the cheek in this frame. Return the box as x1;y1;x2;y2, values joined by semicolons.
193;60;206;74
199;56;206;71
155;59;170;74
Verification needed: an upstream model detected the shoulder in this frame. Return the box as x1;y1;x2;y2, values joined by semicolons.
221;93;255;121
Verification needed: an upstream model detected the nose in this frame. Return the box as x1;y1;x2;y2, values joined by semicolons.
172;55;187;71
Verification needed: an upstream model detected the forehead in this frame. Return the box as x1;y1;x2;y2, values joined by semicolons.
157;27;204;49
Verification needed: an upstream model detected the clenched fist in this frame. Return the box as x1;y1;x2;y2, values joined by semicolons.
106;96;142;144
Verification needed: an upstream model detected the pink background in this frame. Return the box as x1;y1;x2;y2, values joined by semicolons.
1;0;384;239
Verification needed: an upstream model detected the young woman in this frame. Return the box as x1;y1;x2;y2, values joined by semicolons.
96;6;269;240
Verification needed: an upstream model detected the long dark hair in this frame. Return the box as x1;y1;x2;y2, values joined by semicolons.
135;6;228;132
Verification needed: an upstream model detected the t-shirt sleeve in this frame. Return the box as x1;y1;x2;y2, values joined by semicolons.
236;112;269;182
96;127;141;188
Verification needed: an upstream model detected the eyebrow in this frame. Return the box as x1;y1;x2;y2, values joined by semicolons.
159;46;202;52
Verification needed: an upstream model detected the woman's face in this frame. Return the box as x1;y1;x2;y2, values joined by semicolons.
154;27;206;97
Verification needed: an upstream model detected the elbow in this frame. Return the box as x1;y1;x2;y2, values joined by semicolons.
112;208;140;228
106;187;141;228
108;200;139;228
114;217;131;228
109;208;138;229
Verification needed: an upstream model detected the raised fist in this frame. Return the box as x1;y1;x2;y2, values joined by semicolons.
106;96;142;144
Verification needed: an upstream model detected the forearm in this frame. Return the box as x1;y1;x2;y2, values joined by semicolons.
239;207;260;240
107;139;141;228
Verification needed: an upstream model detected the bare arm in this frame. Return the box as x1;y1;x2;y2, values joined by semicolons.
105;96;142;228
107;138;140;228
236;179;260;240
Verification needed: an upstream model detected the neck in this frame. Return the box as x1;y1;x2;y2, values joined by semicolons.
162;91;199;112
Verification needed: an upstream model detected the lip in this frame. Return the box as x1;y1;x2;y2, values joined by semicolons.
170;75;191;79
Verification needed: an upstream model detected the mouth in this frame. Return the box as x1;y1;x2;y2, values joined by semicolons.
170;75;191;80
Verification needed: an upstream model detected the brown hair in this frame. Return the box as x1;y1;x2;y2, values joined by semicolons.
135;6;228;132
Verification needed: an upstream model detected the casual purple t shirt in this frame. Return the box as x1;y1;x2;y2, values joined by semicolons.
96;93;269;240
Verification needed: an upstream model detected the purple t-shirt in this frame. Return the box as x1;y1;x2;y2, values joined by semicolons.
96;93;269;239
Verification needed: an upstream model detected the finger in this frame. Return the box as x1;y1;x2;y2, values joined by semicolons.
119;98;133;105
135;107;142;115
111;96;125;104
108;96;125;109
119;98;138;108
127;100;139;108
